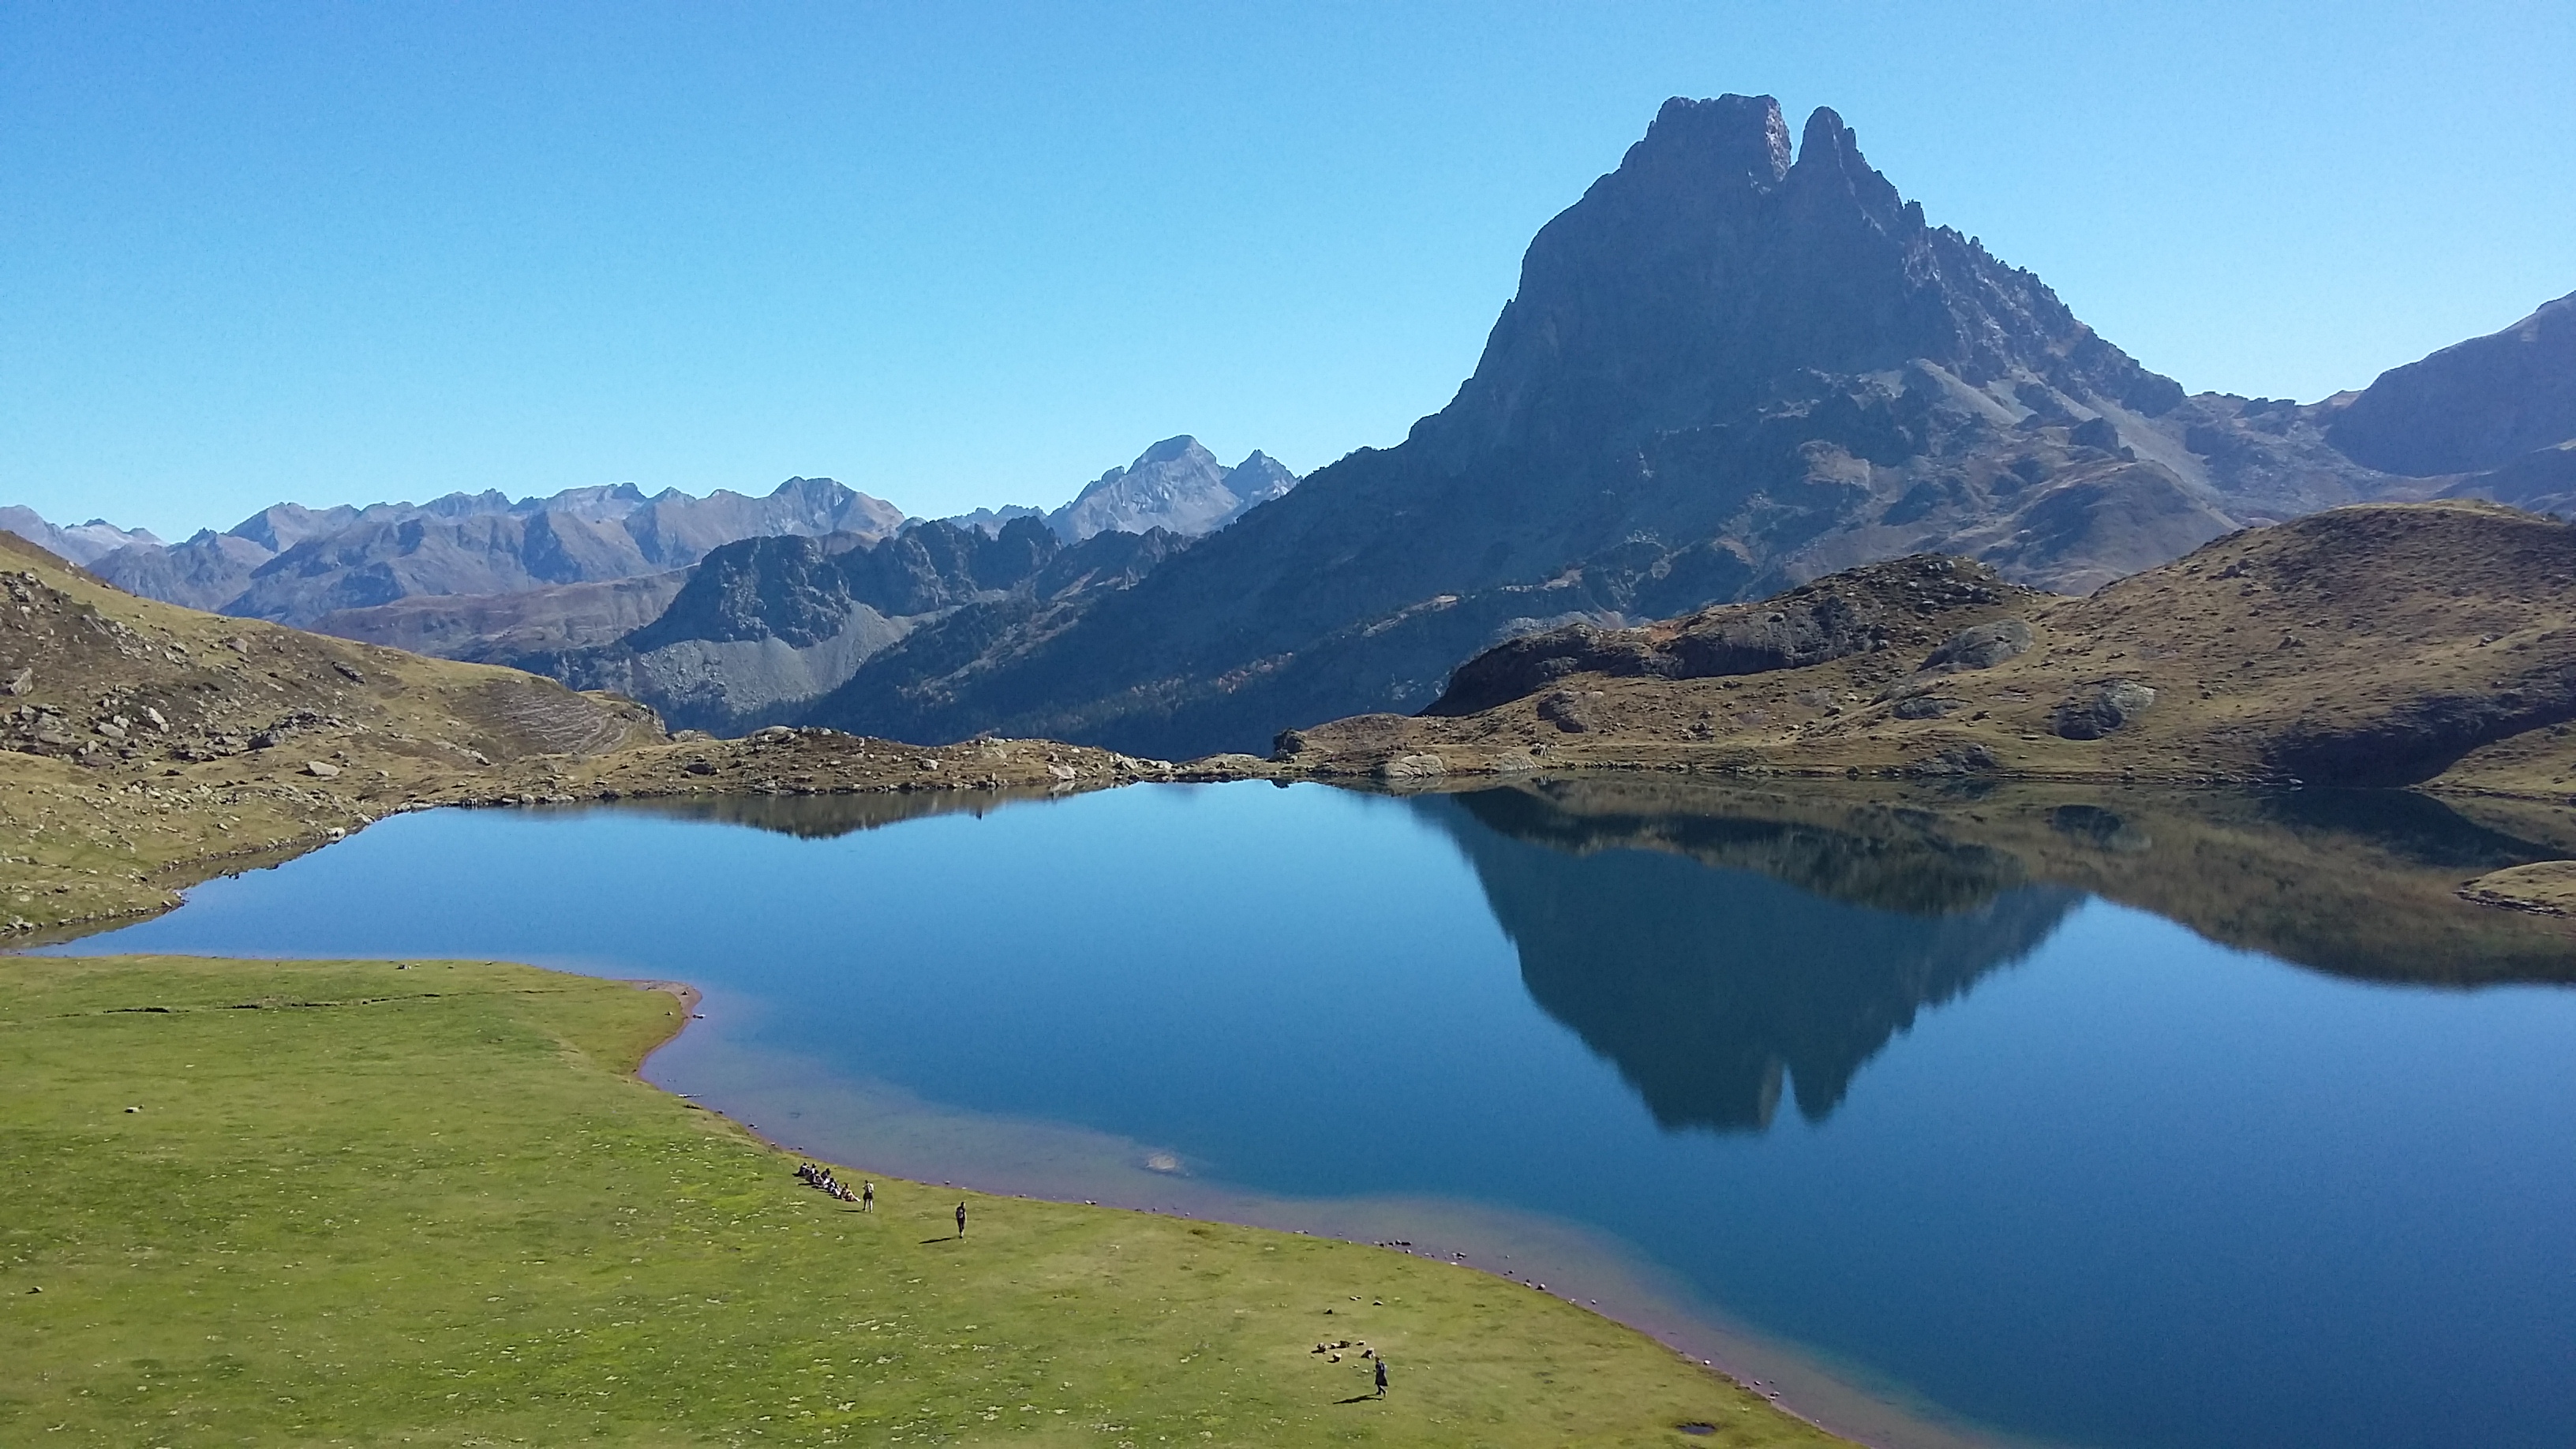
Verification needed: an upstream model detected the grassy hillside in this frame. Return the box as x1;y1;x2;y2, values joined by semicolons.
0;533;1165;938
1285;503;2576;797
0;954;1827;1447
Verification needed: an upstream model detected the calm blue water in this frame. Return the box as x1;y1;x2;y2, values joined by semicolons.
48;781;2576;1449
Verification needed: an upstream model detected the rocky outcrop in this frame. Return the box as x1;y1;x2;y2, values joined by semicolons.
1425;556;2041;717
2050;680;2155;740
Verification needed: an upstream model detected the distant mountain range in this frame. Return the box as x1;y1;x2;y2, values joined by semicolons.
2;438;1297;734
0;508;163;567
31;478;906;625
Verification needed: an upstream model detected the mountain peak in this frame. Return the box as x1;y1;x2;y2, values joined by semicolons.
1132;436;1209;468
1631;94;1793;189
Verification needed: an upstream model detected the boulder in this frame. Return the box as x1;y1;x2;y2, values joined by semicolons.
1920;619;2033;673
2053;680;2156;739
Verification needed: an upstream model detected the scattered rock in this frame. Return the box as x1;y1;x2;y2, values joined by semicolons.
304;761;342;778
1893;695;1965;720
1378;753;1448;780
2054;680;2156;739
2;667;29;696
331;661;366;683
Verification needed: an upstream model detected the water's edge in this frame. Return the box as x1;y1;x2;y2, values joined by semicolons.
634;976;2035;1449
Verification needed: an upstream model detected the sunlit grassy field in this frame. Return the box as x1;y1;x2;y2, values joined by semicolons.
0;953;1835;1447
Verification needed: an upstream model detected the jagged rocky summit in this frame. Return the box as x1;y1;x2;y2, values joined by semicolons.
796;95;2496;758
938;437;1297;542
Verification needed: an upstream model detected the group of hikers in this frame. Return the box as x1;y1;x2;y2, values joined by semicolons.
796;1160;872;1211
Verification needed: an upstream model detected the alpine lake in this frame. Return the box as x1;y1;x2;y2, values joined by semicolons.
45;776;2576;1449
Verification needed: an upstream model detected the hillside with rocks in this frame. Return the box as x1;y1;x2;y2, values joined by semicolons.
1280;502;2576;798
792;95;2544;759
0;530;1163;938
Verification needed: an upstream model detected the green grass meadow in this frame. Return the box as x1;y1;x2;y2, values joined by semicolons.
0;954;1840;1447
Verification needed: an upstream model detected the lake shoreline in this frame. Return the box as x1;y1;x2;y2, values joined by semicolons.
633;968;2001;1449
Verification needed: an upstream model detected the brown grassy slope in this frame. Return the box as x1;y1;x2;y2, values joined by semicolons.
0;530;661;934
0;532;1175;938
1283;503;2576;797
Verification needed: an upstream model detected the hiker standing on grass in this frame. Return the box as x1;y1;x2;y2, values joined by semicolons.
1375;1356;1388;1398
862;1181;874;1212
956;1200;968;1237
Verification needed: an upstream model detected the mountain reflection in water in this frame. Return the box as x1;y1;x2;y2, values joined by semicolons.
1418;790;2078;1131
47;777;2576;1449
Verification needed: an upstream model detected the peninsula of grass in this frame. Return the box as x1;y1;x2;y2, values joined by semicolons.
0;954;1839;1447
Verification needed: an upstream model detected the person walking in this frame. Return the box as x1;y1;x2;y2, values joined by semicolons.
1374;1355;1389;1398
862;1181;874;1212
955;1200;968;1238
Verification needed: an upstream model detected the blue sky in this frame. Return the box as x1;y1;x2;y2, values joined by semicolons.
5;2;2570;538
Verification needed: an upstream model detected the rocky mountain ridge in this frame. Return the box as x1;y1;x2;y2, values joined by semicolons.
0;507;163;567
71;476;907;624
8;436;1294;735
790;95;2567;759
492;517;1190;734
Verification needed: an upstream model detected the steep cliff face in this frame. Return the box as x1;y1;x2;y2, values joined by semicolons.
803;95;2404;758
